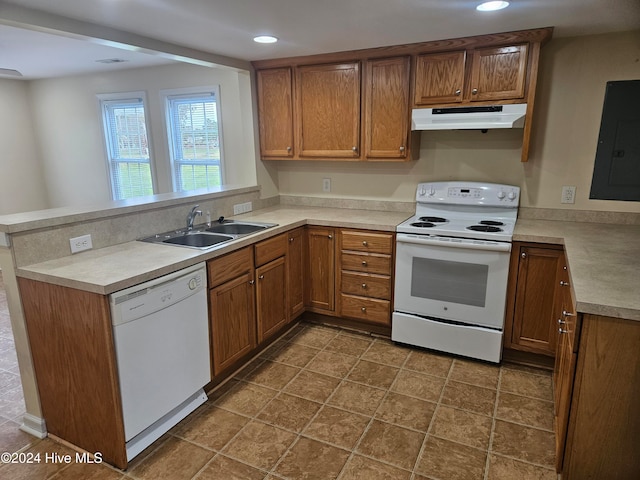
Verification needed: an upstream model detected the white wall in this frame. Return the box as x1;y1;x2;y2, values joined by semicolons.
25;62;258;208
0;79;49;214
272;30;640;213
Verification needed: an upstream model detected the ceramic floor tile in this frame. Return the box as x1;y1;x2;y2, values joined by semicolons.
193;454;266;480
52;462;125;480
403;349;453;378
324;334;373;357
306;351;358;378
487;454;557;480
257;393;322;432
214;382;277;416
430;405;492;450
391;370;445;402
338;454;411;480
0;438;76;480
268;343;320;368
361;340;411;367
416;435;487;480
450;359;500;390
491;420;556;467
356;420;425;470
283;369;341;403
302;405;370;450
327;381;386;416
374;392;436;432
222;420;296;471
496;392;555;431
275;437;350;480
0;420;38;454
346;360;399;389
128;436;214;480
441;381;497;416
290;326;339;348
500;369;553;402
243;361;301;390
175;406;249;451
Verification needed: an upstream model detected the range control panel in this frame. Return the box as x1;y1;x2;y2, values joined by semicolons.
416;182;520;207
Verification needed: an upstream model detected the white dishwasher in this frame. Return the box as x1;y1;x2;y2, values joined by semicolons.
110;262;210;461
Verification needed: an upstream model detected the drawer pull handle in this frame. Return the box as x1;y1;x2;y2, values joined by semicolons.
259;275;264;280
558;318;566;325
361;307;366;312
362;261;367;266
362;283;367;289
559;327;568;334
249;280;255;285
560;280;569;286
362;241;368;246
562;310;575;317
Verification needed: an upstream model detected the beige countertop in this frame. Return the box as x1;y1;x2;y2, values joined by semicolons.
514;219;640;321
15;206;640;321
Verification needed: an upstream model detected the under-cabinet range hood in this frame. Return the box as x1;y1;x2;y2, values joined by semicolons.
411;104;527;130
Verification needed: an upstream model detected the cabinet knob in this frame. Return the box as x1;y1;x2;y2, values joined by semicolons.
362;261;367;266
559;327;568;334
562;310;575;317
328;234;333;239
352;146;358;152
560;280;569;286
362;283;367;289
361;307;366;312
362;241;368;246
259;274;264;280
455;89;461;96
399;146;405;152
249;280;255;285
286;146;292;152
521;252;526;258
558;318;567;325
289;237;294;242
472;88;478;95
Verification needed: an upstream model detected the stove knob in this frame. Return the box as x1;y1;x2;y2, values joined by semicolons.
428;187;436;196
497;191;506;200
508;191;517;201
419;187;427;197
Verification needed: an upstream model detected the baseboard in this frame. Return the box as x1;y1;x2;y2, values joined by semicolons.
20;413;47;439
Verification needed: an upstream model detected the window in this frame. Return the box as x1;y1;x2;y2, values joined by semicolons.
164;88;224;192
99;93;155;200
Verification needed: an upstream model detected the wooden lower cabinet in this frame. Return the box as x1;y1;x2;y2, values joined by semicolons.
306;226;336;313
505;242;564;355
256;256;288;342
208;247;257;377
287;227;305;319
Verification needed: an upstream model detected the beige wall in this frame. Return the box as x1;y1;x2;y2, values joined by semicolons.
0;79;49;215
271;30;640;212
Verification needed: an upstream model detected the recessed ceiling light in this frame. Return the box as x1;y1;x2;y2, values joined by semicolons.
253;35;278;44
476;1;510;11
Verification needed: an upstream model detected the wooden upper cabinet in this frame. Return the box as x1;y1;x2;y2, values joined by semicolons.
296;62;361;158
469;44;529;102
365;56;411;159
256;68;294;157
414;51;466;106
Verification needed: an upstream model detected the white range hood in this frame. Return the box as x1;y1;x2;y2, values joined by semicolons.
411;104;527;130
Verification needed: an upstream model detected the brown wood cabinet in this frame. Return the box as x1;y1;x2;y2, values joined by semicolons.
296;62;361;158
364;56;411;159
208;247;257;376
287;227;305;319
504;242;564;356
306;226;336;313
256;67;294;158
254;234;288;342
338;229;394;327
414;51;466;105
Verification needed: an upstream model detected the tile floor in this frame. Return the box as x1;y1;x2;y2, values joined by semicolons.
0;271;558;479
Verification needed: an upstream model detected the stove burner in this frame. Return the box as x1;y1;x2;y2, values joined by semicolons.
479;220;505;226
419;216;447;223
467;225;503;233
411;222;436;228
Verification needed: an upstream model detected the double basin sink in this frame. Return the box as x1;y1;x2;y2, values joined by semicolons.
140;219;278;250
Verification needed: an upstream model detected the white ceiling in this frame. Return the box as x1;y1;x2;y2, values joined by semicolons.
1;0;639;79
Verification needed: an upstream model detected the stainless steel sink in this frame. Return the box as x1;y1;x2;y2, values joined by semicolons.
139;220;278;250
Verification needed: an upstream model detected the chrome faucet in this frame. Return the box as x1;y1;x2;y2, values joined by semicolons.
186;205;203;230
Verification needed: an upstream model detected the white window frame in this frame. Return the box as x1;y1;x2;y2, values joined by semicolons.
161;86;225;193
98;91;157;200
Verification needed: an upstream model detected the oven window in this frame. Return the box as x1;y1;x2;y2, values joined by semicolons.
411;257;488;307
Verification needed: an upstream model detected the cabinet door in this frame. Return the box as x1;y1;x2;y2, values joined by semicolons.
287;227;305;319
209;272;256;377
469;44;528;102
510;245;563;355
256;68;294;157
306;227;335;312
365;56;411;159
297;62;361;158
256;256;288;342
414;51;466;106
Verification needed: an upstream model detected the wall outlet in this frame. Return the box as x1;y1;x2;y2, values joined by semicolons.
322;178;331;193
233;202;253;215
70;234;93;254
561;185;576;204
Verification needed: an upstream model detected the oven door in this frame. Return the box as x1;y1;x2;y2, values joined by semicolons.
394;233;511;329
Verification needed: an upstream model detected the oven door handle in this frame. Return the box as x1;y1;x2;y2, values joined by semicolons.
396;234;512;252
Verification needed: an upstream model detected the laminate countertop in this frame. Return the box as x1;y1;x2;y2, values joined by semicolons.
15;206;640;321
514;219;640;321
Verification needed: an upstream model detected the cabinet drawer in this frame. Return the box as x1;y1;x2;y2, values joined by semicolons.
341;271;391;300
341;252;391;275
340;294;390;326
255;233;287;266
341;230;393;254
208;247;253;288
